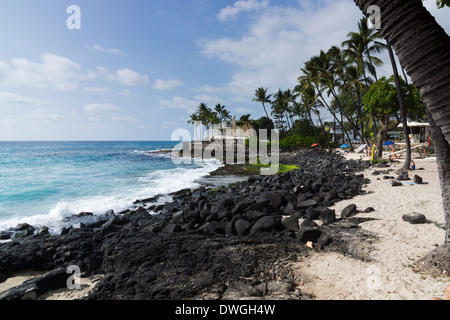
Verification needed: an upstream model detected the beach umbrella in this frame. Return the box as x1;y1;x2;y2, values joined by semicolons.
383;141;394;146
340;144;350;149
311;143;319;147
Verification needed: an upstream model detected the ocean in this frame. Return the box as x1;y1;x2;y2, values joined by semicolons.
0;141;224;234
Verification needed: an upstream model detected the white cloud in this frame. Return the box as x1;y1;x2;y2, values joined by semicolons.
0;54;95;91
153;79;185;91
0;118;19;126
200;1;363;96
0;92;45;104
24;108;66;121
193;94;225;106
118;88;131;96
111;115;138;123
162;121;178;129
235;107;252;114
159;96;199;113
217;0;269;22
112;68;149;86
84;87;113;94
87;45;124;55
84;103;121;115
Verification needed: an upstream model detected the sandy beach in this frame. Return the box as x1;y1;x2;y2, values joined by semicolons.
294;153;449;300
1;151;448;301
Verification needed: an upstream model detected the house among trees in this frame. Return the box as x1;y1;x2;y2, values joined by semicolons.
210;116;254;140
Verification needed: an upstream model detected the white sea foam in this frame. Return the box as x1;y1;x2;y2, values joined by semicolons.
0;159;223;234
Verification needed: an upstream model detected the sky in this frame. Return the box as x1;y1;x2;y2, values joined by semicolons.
0;0;448;141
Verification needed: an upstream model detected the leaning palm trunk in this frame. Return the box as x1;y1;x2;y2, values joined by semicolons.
308;109;323;150
315;108;332;151
314;84;355;150
354;0;450;269
387;40;412;169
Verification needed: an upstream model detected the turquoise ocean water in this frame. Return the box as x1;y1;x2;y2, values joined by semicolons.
0;141;222;233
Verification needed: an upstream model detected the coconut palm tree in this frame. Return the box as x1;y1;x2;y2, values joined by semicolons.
353;0;450;266
237;114;255;138
294;81;331;150
272;89;292;132
387;40;412;169
253;87;272;119
299;59;354;148
340;65;371;144
342;17;386;84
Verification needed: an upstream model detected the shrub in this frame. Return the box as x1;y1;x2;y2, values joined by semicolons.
279;135;319;149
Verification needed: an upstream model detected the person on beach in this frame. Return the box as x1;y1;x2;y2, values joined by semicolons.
409;160;416;170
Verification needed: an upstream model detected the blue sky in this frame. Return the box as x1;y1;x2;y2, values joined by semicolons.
0;0;448;141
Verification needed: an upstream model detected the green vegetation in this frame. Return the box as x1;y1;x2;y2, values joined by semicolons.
244;163;299;174
279;135;321;149
186;16;429;161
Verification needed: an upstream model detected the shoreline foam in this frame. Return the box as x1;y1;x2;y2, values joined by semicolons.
1;149;448;300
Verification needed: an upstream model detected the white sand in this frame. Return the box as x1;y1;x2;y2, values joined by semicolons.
2;152;448;300
293;153;450;300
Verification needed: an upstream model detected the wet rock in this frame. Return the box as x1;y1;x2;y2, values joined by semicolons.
76;212;94;217
0;231;12;240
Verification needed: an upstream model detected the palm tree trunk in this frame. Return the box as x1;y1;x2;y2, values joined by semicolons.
328;82;365;144
308;109;323;150
354;0;450;265
427;110;450;245
315;109;332;151
387;40;412;169
262;102;270;119
314;83;354;150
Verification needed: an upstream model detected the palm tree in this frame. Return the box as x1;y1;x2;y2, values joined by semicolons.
214;104;229;122
305;50;362;149
340;65;370;144
354;0;450;269
294;81;331;150
272;89;292;132
283;88;296;129
237;114;254;138
387;41;412;170
299;59;354;147
253;87;272;119
342;17;386;85
343;17;387;136
326;47;366;143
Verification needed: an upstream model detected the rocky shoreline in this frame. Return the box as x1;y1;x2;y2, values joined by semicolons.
0;150;375;300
